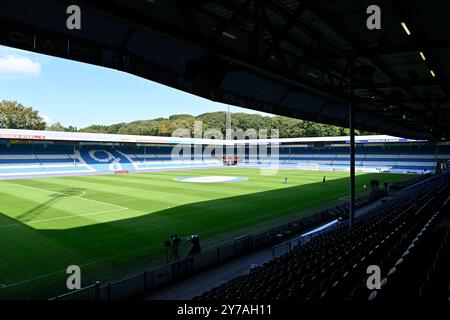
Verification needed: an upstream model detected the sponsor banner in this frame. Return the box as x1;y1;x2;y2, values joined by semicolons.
0;129;423;145
8;139;53;144
0;134;45;140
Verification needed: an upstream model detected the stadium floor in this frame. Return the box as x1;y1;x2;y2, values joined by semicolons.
0;168;407;299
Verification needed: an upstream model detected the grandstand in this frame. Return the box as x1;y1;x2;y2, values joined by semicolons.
0;129;448;179
195;174;450;301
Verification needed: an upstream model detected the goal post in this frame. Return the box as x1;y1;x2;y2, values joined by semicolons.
220;157;242;166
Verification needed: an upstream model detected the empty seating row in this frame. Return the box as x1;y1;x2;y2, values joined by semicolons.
195;174;449;300
0;144;223;177
0;143;448;177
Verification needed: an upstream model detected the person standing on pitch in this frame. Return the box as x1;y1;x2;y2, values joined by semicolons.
322;175;327;185
284;176;288;184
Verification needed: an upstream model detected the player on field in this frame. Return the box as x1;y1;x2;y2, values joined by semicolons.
322;175;327;185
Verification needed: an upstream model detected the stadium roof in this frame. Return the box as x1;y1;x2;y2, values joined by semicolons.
0;129;422;145
1;0;449;140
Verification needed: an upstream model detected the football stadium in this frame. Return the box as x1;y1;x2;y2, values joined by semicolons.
0;130;448;301
1;0;450;309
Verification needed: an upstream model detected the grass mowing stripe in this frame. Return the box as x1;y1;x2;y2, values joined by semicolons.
48;176;222;202
1;190;348;289
8;183;128;210
0;208;129;229
0;169;408;298
2;235;171;289
20;178;179;211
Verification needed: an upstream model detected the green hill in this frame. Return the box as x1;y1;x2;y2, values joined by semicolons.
74;112;371;138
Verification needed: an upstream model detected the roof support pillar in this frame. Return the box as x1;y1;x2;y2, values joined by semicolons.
349;63;356;229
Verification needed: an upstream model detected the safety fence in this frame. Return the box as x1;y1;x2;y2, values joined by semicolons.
50;173;442;300
50;209;334;300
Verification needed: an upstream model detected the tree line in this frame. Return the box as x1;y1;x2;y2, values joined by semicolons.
0;100;372;138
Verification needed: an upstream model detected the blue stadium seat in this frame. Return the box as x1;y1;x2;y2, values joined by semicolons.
0;143;448;178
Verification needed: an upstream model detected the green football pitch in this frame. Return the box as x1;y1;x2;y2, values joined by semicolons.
0;168;408;299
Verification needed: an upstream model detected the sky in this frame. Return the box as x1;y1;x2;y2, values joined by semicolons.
0;45;273;128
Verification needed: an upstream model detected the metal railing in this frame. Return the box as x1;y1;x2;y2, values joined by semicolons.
51;177;418;301
41;170;445;300
50;210;334;300
49;281;101;300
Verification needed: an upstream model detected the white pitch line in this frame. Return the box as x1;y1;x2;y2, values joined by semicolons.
0;208;129;229
0;192;345;289
0;180;348;290
9;183;128;210
1;241;163;289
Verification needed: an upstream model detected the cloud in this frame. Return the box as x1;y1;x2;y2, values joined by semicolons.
0;54;42;77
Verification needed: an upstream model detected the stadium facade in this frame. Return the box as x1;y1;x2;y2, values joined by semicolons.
0;129;449;179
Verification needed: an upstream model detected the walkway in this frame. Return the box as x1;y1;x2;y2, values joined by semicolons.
141;196;389;300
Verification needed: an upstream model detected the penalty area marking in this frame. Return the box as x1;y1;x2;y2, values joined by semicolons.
0;207;129;229
0;190;349;290
9;183;128;210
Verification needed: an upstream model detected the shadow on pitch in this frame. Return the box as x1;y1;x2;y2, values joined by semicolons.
33;174;387;253
0;173;404;298
15;187;86;222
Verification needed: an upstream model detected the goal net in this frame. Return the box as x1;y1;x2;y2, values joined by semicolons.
221;157;242;166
